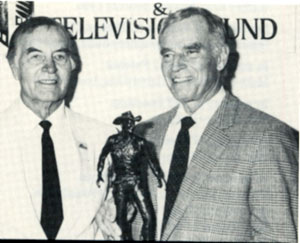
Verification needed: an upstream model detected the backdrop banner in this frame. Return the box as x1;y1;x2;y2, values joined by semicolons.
0;1;298;129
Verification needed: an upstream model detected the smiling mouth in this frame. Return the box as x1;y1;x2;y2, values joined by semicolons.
172;77;192;83
38;79;58;85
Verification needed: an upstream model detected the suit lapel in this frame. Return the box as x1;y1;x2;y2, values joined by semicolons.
162;93;239;240
144;107;178;213
55;119;83;238
57;109;101;239
19;130;45;229
4;104;46;238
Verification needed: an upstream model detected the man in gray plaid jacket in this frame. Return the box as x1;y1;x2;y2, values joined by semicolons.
132;6;298;242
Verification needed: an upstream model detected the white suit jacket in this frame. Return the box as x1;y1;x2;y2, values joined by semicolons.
0;100;114;239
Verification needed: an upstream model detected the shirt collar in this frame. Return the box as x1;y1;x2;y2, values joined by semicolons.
15;97;66;131
172;88;226;126
46;100;66;127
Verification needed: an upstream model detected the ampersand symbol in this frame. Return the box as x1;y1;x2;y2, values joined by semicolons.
153;2;167;16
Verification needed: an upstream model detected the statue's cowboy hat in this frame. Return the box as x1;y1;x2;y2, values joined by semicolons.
113;111;142;125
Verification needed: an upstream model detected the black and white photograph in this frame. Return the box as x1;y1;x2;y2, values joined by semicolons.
0;0;298;241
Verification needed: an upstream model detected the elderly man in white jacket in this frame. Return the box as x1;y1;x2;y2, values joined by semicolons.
0;16;120;240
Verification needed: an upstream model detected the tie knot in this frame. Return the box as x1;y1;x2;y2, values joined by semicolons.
181;116;195;130
40;120;52;131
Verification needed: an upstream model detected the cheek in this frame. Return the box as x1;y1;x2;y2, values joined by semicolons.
57;66;72;82
192;57;216;80
161;63;173;87
206;59;219;82
161;62;170;75
57;69;72;95
196;63;219;94
19;64;37;83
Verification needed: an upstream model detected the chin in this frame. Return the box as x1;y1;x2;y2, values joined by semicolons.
173;93;193;103
37;95;62;103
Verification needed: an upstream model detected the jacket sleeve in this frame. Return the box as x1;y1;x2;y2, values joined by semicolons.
250;127;298;242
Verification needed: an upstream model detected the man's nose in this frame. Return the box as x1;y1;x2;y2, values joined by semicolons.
172;53;186;72
42;57;57;73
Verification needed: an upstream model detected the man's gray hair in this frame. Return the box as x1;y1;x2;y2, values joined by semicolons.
159;7;228;57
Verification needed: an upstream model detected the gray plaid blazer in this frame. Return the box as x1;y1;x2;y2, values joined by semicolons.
132;93;298;242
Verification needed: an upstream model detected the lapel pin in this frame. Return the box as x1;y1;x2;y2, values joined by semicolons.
79;143;88;150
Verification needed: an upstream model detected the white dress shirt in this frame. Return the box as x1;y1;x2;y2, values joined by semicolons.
14;98;79;221
156;88;225;240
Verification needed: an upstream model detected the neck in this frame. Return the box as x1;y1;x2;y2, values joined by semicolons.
182;84;221;115
21;95;62;120
121;129;132;135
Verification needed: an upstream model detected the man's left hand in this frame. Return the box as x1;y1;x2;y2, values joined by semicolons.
95;189;122;240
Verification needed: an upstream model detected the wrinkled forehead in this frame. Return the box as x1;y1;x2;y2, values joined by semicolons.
159;15;210;45
16;25;69;51
159;16;211;50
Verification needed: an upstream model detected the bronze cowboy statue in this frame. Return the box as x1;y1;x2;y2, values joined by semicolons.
97;111;165;241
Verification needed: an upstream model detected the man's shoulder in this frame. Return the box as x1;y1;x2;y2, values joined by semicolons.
134;106;177;137
225;95;298;147
0;100;20;130
67;108;110;128
234;97;297;132
66;107;115;140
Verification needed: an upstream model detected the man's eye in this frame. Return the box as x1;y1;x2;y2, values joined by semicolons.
28;53;44;64
53;53;68;63
162;53;174;62
29;53;42;59
185;49;200;57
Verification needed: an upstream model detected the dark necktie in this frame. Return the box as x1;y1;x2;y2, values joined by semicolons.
162;116;195;233
40;120;63;239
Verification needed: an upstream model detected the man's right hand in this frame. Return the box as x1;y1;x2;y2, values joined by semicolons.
96;175;104;187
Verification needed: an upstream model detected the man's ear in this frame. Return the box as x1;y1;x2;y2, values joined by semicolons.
70;57;76;71
216;45;229;71
9;61;20;81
